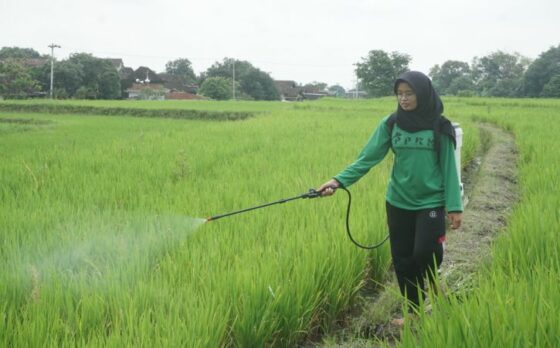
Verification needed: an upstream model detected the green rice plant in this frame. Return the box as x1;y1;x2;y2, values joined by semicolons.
0;97;481;346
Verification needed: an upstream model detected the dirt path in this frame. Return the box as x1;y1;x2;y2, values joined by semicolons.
306;122;519;347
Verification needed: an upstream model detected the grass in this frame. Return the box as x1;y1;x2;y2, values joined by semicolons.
0;96;504;347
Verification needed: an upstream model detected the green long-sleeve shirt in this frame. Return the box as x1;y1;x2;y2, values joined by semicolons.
334;116;463;212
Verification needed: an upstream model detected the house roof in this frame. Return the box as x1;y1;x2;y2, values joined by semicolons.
274;80;301;98
126;83;167;92
106;58;124;69
158;73;198;92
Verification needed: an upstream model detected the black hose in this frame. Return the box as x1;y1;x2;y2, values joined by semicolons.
338;186;389;250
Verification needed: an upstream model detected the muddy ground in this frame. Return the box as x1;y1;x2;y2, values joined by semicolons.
305;123;519;347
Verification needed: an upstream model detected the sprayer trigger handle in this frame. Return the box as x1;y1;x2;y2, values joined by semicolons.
303;188;322;199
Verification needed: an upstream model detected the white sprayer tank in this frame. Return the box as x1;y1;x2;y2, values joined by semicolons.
452;122;464;197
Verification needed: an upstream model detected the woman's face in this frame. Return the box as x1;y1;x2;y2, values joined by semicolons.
396;82;418;111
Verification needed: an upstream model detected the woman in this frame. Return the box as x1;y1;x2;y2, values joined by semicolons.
318;71;463;315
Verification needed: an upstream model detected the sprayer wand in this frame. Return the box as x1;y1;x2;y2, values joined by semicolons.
206;189;322;222
205;187;388;250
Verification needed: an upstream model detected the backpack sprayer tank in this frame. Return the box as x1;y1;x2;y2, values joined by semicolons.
452;122;464;197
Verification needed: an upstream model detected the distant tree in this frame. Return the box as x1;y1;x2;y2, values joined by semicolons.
198;77;233;100
522;44;560;97
30;59;84;98
74;86;97;99
132;66;163;84
355;50;411;97
0;47;41;59
204;58;279;100
165;58;196;84
67;53;121;99
0;59;41;98
446;75;476;96
53;87;69;99
328;85;346;97
119;67;135;98
98;69;121;99
196;71;207;86
53;61;84;97
240;69;278;100
541;75;560;98
429;60;472;95
471;51;530;97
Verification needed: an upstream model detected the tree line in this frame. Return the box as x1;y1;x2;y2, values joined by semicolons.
1;44;559;100
0;48;280;100
356;45;560;98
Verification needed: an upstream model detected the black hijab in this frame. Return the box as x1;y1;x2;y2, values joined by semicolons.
392;71;456;151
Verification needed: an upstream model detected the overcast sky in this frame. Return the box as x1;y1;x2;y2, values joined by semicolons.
2;0;559;89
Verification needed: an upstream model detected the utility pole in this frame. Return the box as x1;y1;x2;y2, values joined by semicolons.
232;60;236;100
48;43;61;99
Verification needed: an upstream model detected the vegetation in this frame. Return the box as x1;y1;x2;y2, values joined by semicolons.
0;100;254;120
355;50;411;97
1;98;400;346
2;44;559;100
202;58;280;101
355;45;559;98
3;97;558;346
523;44;560;97
0;59;42;98
198;76;235;100
165;58;197;85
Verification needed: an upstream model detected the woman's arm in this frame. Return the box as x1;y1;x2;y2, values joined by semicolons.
332;117;392;188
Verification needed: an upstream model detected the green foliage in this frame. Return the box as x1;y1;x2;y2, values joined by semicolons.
541;75;560;97
430;60;472;95
54;61;85;96
523;44;560;97
98;69;121;99
73;86;97;99
1;98;404;346
133;66;163;84
239;69;279;100
13;98;560;347
447;75;476;96
355;50;411;97
165;58;196;84
0;46;41;59
67;53;122;99
204;58;279;100
0;59;41;98
0;101;254;120
29;53;122;99
53;87;69;99
471;51;530;97
199;76;233;100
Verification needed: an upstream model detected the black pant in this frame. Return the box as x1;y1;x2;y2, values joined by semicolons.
386;202;445;309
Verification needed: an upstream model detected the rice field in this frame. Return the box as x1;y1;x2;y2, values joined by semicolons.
1;97;558;346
